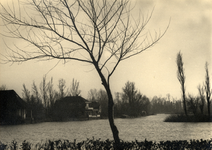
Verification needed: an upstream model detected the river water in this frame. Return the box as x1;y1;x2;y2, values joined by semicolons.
0;114;211;144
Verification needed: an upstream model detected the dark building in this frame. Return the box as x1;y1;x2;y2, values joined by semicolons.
0;90;27;124
53;96;101;121
53;96;88;121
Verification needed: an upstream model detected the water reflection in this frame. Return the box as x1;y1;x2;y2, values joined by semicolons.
0;114;211;144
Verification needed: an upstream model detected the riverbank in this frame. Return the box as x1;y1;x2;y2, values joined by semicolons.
164;114;212;122
0;139;211;149
0;116;100;125
0;114;155;125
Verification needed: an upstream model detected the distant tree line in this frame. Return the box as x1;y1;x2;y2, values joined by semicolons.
1;60;211;121
87;81;186;118
115;81;150;117
0;80;188;121
21;76;81;122
150;95;182;114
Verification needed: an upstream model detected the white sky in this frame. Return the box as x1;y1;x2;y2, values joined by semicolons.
0;0;211;100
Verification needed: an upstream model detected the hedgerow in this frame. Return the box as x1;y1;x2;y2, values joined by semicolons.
0;138;211;150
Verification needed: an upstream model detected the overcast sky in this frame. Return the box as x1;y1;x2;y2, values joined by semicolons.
0;0;211;100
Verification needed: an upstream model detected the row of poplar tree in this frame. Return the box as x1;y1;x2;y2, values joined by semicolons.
177;52;211;117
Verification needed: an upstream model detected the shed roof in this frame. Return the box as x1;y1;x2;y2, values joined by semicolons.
55;95;89;104
0;90;27;109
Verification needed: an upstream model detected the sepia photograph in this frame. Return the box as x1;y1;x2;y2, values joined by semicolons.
0;0;211;149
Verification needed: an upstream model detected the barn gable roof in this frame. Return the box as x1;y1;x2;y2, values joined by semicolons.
0;90;27;109
55;95;89;105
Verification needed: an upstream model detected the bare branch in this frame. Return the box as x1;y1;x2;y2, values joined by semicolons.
0;0;168;144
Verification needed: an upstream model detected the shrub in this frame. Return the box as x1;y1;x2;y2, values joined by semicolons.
0;139;211;149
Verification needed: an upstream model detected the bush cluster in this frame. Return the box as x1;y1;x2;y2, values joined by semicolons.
164;114;211;122
0;139;211;150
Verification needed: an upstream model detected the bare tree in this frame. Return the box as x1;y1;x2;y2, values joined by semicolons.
0;0;168;146
188;94;199;116
87;88;98;101
204;62;211;117
176;51;187;116
32;81;41;104
47;77;56;107
58;78;67;99
40;76;48;108
122;81;138;104
0;85;7;90
121;81;146;116
39;75;49;118
197;84;205;115
87;88;108;117
69;78;81;96
98;89;108;117
22;84;31;103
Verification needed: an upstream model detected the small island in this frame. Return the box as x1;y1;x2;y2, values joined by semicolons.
165;53;211;123
164;114;211;122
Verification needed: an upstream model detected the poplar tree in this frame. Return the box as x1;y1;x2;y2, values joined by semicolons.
177;51;187;116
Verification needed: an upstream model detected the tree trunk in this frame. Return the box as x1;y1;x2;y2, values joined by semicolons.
182;85;187;116
103;83;121;148
199;105;204;115
93;63;121;148
207;100;211;118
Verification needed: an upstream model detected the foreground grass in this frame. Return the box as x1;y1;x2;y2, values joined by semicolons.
0;139;211;150
164;114;212;122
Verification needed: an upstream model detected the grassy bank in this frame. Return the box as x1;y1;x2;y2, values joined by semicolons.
164;114;212;122
0;139;211;150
